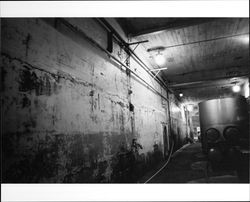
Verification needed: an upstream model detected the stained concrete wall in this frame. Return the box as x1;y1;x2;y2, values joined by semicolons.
168;94;190;149
1;18;188;182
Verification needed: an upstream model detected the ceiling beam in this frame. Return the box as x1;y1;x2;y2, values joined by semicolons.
147;32;249;52
120;18;218;37
167;65;249;78
169;74;249;88
173;80;246;90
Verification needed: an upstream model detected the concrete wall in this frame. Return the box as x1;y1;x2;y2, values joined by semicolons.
1;18;188;182
168;94;189;149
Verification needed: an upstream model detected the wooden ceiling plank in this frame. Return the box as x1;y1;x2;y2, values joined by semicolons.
170;75;248;88
123;18;249;102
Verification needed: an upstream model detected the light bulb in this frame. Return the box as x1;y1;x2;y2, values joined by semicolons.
241;35;249;44
179;93;183;97
155;54;165;66
232;85;240;93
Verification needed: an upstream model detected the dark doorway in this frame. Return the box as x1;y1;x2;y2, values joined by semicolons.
162;124;170;158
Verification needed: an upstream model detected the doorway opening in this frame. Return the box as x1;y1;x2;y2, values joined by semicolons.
162;123;170;159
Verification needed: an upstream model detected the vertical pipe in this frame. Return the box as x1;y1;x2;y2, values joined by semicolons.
95;18;173;94
166;90;173;146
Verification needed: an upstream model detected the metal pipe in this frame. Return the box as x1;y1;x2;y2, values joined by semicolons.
166;89;173;148
144;140;175;183
94;19;180;137
150;67;168;71
127;40;149;46
95;18;173;94
58;18;169;102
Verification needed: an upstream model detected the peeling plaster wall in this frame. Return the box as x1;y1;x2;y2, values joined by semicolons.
1;18;188;182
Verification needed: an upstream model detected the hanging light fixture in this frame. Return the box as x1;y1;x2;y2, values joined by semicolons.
154;51;165;66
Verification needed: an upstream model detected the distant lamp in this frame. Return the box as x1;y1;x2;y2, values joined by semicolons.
154;52;165;66
241;35;249;44
186;105;193;112
232;85;240;93
179;93;183;97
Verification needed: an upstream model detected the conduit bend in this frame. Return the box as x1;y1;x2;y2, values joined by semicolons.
144;141;175;183
144;142;192;183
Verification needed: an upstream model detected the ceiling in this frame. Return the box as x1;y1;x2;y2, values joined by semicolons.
117;18;249;104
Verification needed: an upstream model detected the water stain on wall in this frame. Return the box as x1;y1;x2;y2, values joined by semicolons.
1;19;189;183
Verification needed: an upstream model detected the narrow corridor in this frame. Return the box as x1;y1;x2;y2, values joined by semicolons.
1;18;249;184
1;4;250;202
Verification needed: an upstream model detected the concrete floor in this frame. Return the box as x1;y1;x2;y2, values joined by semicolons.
140;143;240;183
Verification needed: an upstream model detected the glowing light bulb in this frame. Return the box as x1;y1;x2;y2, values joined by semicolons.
179;93;183;97
242;35;249;44
155;53;165;66
232;85;240;93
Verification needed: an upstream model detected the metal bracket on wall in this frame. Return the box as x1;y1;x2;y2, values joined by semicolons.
96;18;173;94
153;69;161;79
127;40;149;51
150;67;168;79
122;40;149;66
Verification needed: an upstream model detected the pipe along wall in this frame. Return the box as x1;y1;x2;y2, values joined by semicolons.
1;18;191;182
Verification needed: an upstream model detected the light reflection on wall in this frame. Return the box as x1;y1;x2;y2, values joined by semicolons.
236;34;249;45
180;104;186;121
243;81;249;98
